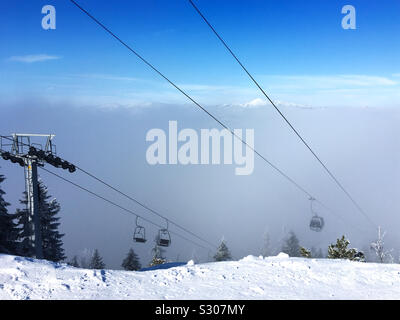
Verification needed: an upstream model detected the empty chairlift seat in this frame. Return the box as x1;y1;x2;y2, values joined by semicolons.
157;219;171;247
133;217;147;243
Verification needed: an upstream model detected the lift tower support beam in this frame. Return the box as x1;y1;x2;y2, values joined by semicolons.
1;133;75;259
25;159;43;259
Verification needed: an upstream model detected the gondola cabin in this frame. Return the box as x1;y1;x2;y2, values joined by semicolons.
309;216;324;232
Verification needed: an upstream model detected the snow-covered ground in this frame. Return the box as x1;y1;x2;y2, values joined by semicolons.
1;253;400;300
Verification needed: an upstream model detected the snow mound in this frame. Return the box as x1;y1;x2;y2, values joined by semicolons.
276;252;289;259
1;253;400;300
240;255;263;262
186;260;195;266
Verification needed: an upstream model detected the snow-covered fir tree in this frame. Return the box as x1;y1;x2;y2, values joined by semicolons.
15;180;66;262
352;251;366;262
15;194;34;258
41;187;66;262
0;171;20;254
89;249;106;269
281;231;300;257
122;248;141;271
300;247;311;258
213;240;232;262
328;235;357;260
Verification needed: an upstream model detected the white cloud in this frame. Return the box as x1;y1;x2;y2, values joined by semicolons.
248;74;400;108
177;83;254;93
237;98;310;109
176;75;398;108
7;71;397;109
262;74;397;90
73;73;140;82
7;54;61;63
242;98;267;108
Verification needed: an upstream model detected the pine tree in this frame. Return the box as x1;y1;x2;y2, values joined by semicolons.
328;235;357;260
122;248;141;271
352;251;366;262
41;193;66;262
282;231;301;257
15;198;34;257
213;240;232;261
15;180;66;261
69;255;80;268
89;249;106;269
0;172;20;255
300;247;312;258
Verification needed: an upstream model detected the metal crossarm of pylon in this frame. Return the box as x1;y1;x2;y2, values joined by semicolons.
0;133;75;259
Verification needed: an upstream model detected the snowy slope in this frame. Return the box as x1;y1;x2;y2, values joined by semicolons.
1;253;400;300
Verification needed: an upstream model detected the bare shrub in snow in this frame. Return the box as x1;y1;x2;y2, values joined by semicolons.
370;227;393;263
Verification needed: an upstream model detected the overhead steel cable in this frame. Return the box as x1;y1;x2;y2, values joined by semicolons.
0;134;218;249
68;1;314;198
66;1;376;232
1;134;370;242
0;130;368;237
75;165;218;249
39;166;212;251
187;0;377;229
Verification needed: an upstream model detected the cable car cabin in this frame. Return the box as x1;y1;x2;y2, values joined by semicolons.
133;226;147;243
157;229;171;247
309;216;324;232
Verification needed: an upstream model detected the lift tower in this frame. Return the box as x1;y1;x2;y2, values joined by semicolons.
0;134;75;259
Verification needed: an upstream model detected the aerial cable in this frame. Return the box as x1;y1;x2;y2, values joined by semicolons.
187;0;377;229
68;1;315;203
75;165;217;249
1;134;217;249
67;1;376;232
39;166;211;251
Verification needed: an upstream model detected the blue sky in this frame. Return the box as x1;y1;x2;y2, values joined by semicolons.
1;0;399;108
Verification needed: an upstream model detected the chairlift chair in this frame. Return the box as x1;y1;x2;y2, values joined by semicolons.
133;216;147;243
157;219;171;247
309;197;325;232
